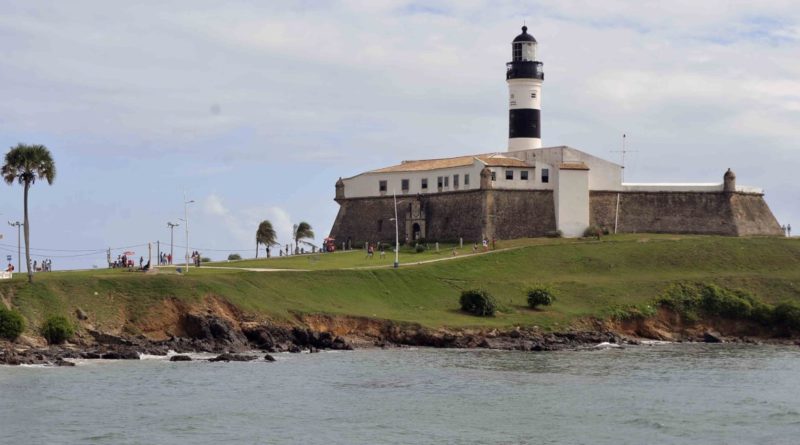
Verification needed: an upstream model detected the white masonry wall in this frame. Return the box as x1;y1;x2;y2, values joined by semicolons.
555;168;590;237
342;162;485;199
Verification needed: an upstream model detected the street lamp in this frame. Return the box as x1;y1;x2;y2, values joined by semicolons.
167;222;179;264
183;192;195;273
393;192;399;268
7;221;22;271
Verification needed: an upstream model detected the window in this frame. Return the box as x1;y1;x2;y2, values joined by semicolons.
464;174;470;186
401;179;409;191
437;176;443;188
421;178;428;190
541;168;549;183
444;176;449;187
491;171;496;181
379;180;387;192
506;170;514;180
521;170;529;180
453;174;459;187
512;43;522;61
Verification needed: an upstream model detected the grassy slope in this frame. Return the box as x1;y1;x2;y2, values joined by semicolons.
4;235;800;332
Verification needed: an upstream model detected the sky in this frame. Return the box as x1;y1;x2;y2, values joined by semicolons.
0;0;798;269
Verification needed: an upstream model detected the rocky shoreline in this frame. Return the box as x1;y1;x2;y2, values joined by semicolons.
3;312;790;367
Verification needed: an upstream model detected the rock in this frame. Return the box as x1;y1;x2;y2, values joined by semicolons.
330;337;353;350
209;353;257;362
264;354;276;362
703;331;724;343
287;345;302;353
54;359;76;367
88;330;134;346
81;351;102;359
101;350;140;360
309;346;319;353
75;308;89;320
170;355;192;362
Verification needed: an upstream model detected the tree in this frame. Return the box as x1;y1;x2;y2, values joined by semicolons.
2;144;56;283
293;222;314;254
256;220;277;258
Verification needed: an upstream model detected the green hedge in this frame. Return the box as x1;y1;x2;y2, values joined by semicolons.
0;307;25;341
41;316;75;344
459;289;496;317
527;286;555;309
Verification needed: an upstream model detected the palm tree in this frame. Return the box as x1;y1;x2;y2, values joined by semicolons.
255;220;277;258
293;222;314;254
2;144;56;283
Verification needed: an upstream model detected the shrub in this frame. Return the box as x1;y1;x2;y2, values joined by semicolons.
415;244;426;253
459;289;496;316
583;225;603;238
227;253;242;261
772;302;800;331
41;316;75;344
527;286;555;309
201;257;212;263
0;307;25;341
545;230;563;238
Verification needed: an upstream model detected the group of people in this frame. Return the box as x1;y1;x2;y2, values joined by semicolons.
782;224;792;237
111;254;133;269
158;252;173;265
33;259;53;272
190;251;202;267
365;242;387;259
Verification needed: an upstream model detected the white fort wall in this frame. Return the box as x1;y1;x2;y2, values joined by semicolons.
342;163;485;199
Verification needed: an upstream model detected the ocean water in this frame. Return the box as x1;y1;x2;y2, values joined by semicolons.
1;344;800;444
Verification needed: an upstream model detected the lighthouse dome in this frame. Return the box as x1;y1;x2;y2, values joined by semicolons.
513;26;537;43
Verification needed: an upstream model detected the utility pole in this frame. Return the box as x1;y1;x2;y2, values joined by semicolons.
7;221;22;271
167;222;179;264
183;192;195;273
393;191;399;269
610;134;638;234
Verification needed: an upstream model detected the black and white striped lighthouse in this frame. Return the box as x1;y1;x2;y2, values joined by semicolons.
507;26;544;151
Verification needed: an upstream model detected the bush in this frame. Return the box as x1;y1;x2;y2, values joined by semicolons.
415;244;426;253
545;230;563;238
201;257;212;263
772;302;800;331
459;289;496;316
227;253;242;261
0;307;25;341
527;286;555;309
41;316;75;344
583;225;603;238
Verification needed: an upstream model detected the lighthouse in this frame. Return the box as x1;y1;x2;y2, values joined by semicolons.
507;26;544;151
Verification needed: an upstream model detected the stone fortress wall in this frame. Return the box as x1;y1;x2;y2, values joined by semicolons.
330;188;782;246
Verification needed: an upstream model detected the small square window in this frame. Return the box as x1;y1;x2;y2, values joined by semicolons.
437;176;443;188
379;180;387;192
421;178;428;189
521;170;529;180
506;170;514;180
401;179;409;191
491;171;496;181
541;168;550;183
453;174;459;187
464;174;470;185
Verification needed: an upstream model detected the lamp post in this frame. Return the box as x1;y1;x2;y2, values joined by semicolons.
183;193;195;273
393;192;400;268
167;222;179;264
7;221;22;271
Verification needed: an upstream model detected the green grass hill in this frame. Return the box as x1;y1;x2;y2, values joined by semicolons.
2;235;799;335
